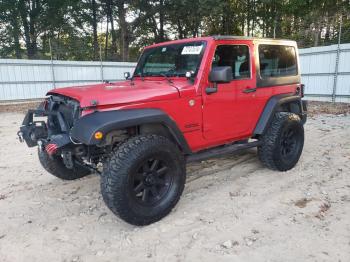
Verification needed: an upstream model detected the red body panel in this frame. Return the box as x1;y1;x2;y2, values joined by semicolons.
48;80;181;108
48;37;299;152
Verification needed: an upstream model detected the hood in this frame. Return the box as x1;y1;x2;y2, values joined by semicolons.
47;80;183;108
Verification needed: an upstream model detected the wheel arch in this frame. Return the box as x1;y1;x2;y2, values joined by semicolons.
253;94;306;137
70;109;192;154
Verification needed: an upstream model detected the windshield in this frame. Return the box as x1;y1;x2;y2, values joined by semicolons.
134;41;206;77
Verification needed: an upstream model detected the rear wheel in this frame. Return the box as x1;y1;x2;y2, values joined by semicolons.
101;135;186;226
38;148;91;180
258;112;304;171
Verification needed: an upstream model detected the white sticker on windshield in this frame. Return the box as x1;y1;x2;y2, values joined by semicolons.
161;47;167;52
181;45;203;55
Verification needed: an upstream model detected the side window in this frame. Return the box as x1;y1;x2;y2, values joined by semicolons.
212;45;250;79
259;45;297;78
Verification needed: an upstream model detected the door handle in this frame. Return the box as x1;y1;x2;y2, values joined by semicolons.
243;87;257;93
206;86;218;95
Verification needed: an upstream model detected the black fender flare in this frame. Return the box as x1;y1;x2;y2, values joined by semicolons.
70;109;192;154
253;94;307;136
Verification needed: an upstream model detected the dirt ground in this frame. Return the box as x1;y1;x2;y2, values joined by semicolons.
0;108;349;262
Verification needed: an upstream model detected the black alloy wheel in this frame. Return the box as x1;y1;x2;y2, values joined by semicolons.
101;135;186;225
131;157;173;206
280;127;298;159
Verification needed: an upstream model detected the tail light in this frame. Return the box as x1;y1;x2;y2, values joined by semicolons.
45;143;58;155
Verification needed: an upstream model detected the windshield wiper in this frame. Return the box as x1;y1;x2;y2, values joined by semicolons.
158;73;181;91
160;73;174;84
135;72;178;85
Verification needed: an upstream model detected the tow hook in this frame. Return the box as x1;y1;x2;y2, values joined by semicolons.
37;140;44;152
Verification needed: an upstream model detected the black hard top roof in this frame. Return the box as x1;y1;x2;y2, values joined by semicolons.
211;35;297;44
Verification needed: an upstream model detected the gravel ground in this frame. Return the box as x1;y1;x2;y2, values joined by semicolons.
0;111;349;262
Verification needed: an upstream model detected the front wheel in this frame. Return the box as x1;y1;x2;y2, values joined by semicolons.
38;148;91;180
258;112;304;171
101;135;186;226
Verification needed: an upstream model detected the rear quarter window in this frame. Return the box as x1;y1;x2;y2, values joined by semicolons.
259;45;297;78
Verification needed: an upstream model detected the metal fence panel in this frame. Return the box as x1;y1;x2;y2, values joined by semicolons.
0;59;136;101
1;44;350;102
300;43;350;102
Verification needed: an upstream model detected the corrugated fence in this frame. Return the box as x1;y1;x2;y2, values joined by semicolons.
1;43;350;102
0;59;136;101
300;43;350;103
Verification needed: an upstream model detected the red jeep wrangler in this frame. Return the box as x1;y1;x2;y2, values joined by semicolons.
18;36;307;225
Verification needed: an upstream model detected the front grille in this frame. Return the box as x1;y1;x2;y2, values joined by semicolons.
57;103;75;128
47;95;80;133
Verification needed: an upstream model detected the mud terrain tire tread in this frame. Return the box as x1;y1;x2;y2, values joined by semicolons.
258;112;304;171
101;135;186;226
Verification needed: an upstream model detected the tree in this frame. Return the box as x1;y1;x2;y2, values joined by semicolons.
116;0;130;61
91;0;99;59
17;0;45;58
102;0;118;59
0;0;349;60
0;0;22;58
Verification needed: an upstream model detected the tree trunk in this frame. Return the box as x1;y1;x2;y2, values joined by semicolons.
28;30;38;59
151;16;159;40
91;0;99;60
117;1;129;61
56;33;61;60
18;0;34;58
11;10;21;59
251;0;255;36
106;0;117;59
177;19;184;39
105;16;109;60
246;0;250;36
314;23;320;47
324;15;331;43
158;0;165;42
110;15;117;60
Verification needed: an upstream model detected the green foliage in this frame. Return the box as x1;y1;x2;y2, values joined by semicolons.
0;0;349;60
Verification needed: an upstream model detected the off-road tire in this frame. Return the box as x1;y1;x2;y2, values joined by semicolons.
38;148;91;180
258;112;304;171
101;135;186;226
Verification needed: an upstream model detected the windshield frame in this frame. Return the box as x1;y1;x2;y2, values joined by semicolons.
133;40;207;78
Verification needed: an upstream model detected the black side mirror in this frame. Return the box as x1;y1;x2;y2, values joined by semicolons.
124;72;131;79
206;66;232;94
209;66;232;83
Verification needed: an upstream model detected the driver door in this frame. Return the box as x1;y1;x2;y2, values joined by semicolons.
202;42;258;141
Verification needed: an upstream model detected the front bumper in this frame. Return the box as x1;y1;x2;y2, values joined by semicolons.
18;109;71;150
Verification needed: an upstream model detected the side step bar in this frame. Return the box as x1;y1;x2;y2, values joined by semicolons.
186;141;261;163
